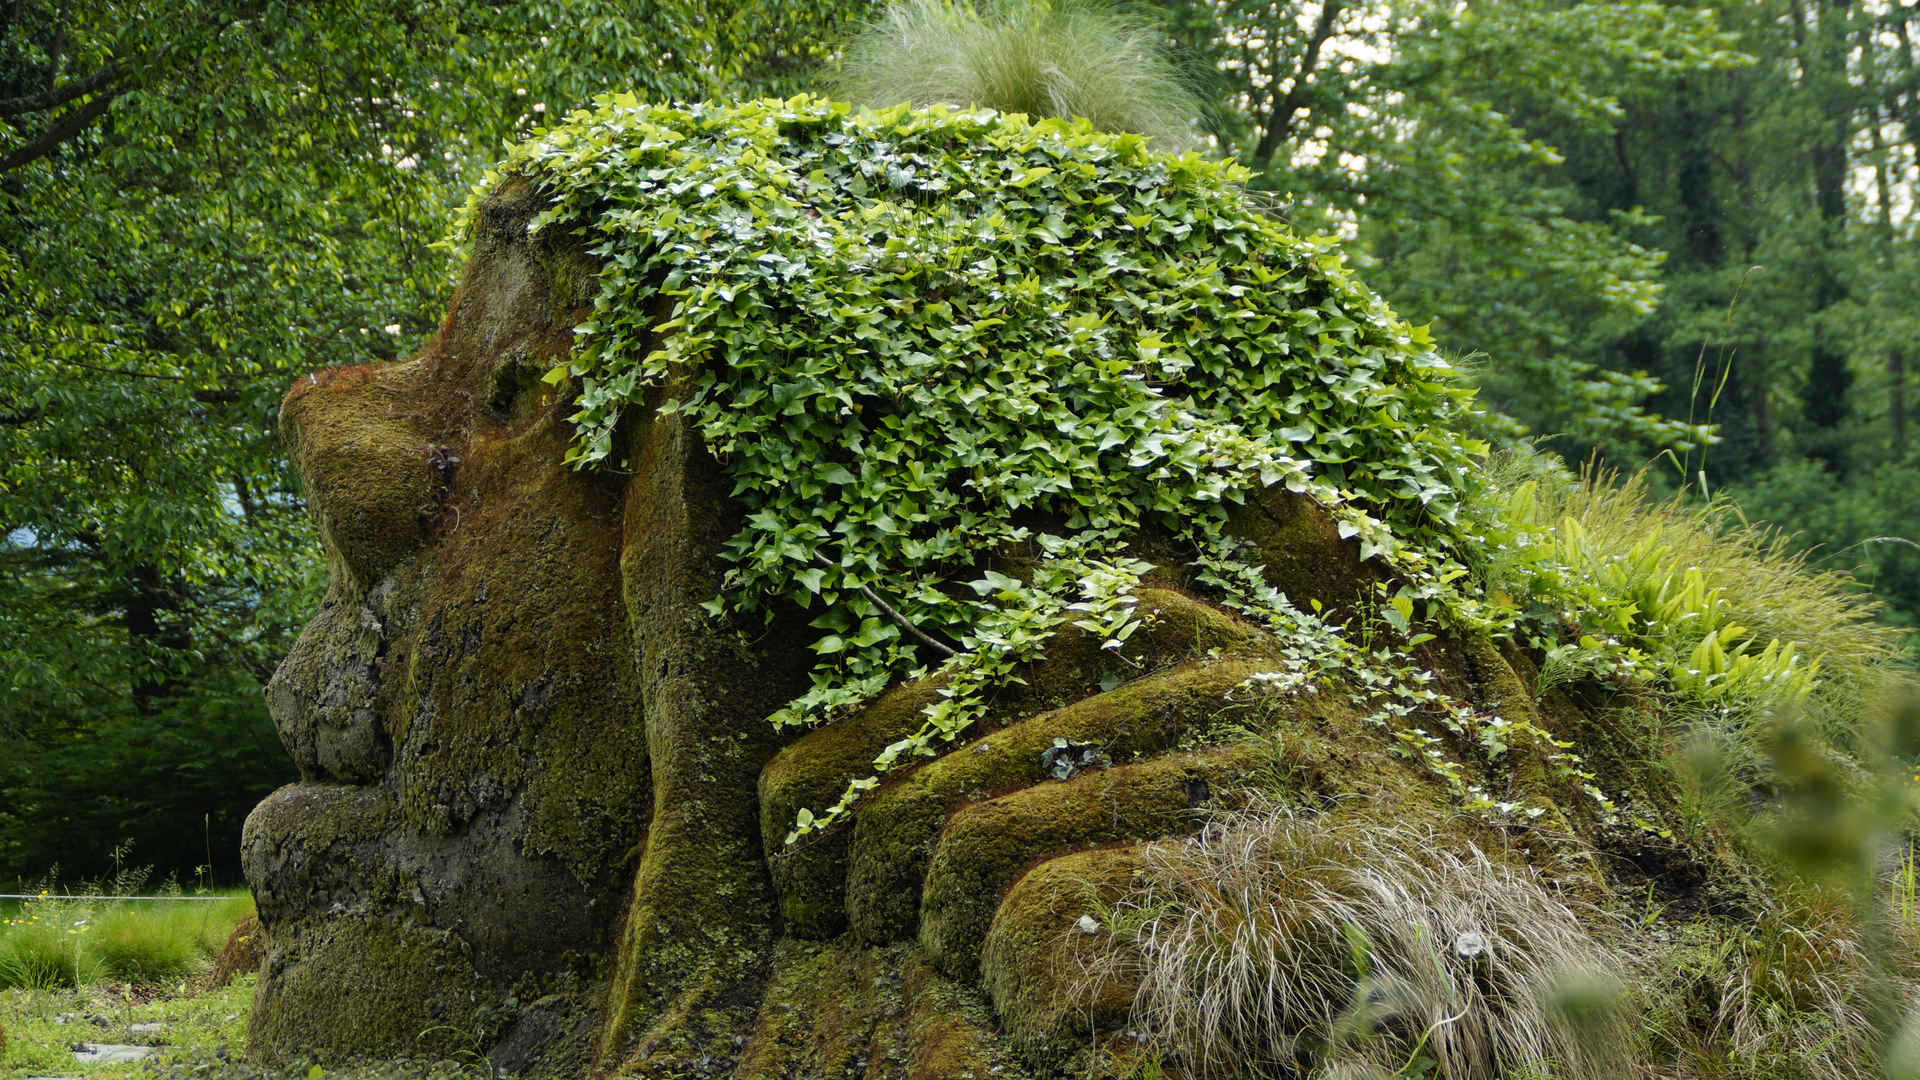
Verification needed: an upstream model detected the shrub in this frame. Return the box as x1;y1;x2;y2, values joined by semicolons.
1466;459;1904;746
834;0;1205;149
87;905;204;982
1097;803;1638;1080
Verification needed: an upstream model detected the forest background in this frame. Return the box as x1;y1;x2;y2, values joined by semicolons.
2;0;1916;885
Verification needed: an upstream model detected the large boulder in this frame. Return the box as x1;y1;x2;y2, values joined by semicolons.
244;98;1887;1079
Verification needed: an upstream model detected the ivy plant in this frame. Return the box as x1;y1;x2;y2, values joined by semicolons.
466;95;1509;838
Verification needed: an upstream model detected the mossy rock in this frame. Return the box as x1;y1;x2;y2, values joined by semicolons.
211;913;264;989
241;98;1828;1080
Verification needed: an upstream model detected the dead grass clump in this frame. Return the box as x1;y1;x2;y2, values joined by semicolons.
1095;803;1637;1079
1648;904;1919;1080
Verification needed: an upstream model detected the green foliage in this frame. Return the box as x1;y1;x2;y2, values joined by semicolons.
0;665;293;882
1156;0;1743;462
1730;460;1920;632
834;0;1205;149
1465;463;1901;748
0;888;251;990
0;0;870;883
483;94;1490;834
1192;538;1605;820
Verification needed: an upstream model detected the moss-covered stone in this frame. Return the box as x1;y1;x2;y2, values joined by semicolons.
901;952;1030;1080
248;916;490;1064
763;588;1268;938
211;914;264;989
596;395;817;1072
978;847;1146;1060
241;104;1860;1080
1223;486;1386;623
920;746;1268;977
246;179;655;1076
844;659;1280;943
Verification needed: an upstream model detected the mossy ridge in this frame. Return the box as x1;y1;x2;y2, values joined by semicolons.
918;745;1273;978
842;659;1284;942
979;846;1145;1063
599;393;819;1071
762;585;1271;938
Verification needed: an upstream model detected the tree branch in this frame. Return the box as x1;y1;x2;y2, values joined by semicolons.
0;64;124;117
57;358;186;380
0;88;121;172
812;552;959;658
1251;0;1344;171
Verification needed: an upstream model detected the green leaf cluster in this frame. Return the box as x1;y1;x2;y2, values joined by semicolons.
482;96;1495;830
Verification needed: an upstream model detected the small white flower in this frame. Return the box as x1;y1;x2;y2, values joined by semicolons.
1075;914;1101;935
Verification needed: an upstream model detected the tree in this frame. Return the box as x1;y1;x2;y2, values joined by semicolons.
0;0;865;882
1501;0;1920;624
1157;0;1743;463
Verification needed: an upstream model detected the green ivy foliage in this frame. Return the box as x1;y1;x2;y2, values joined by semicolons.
464;95;1886;843
474;95;1499;831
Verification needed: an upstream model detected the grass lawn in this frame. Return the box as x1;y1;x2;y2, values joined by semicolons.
2;974;496;1080
1;975;255;1077
0;890;500;1078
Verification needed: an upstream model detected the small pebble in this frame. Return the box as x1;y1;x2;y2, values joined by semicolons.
72;1044;157;1064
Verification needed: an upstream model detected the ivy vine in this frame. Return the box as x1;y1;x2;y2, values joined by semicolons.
467;95;1512;840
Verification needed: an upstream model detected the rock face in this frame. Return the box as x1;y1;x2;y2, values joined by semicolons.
243;116;1715;1079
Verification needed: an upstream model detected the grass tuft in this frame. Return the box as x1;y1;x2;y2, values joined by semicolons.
1470;458;1907;747
0;917;97;989
833;0;1205;150
1095;802;1638;1079
88;906;208;983
1644;906;1917;1080
0;888;253;990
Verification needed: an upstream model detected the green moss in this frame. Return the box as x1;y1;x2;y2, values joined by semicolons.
280;358;442;590
920;746;1269;976
764;587;1268;937
1221;486;1385;624
901;952;1030;1080
845;659;1278;942
598;405;814;1071
726;939;912;1079
1460;634;1583;839
392;410;645;879
977;847;1145;1059
763;678;950;937
248;917;490;1064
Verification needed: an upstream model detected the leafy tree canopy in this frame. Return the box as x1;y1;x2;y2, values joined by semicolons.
0;0;863;881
